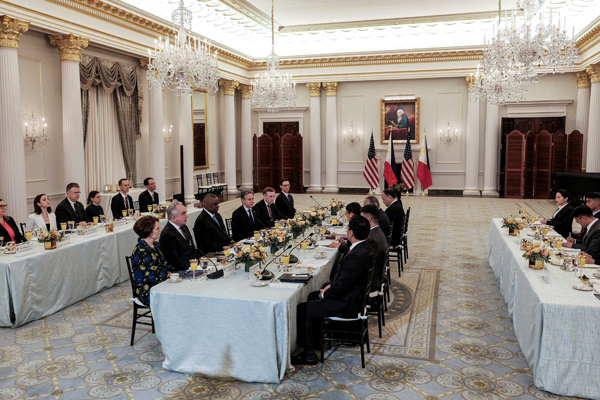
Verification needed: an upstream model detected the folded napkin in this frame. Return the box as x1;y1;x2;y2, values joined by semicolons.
269;282;302;289
316;245;337;251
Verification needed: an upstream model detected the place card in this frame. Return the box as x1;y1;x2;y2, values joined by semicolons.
222;262;236;278
248;264;260;279
15;241;34;256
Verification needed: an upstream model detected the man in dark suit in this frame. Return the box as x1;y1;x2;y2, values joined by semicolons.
586;192;600;218
231;190;258;241
329;202;362;257
364;195;390;238
110;178;134;220
138;177;159;213
293;215;374;365
382;188;405;247
55;182;87;226
159;201;197;272
275;179;295;219
361;204;388;293
565;206;600;261
253;187;285;228
194;193;234;254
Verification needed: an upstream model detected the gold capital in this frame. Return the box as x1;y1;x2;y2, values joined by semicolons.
586;64;600;84
219;79;239;96
576;71;591;88
323;82;338;96
48;34;89;62
139;58;149;70
239;83;252;99
465;75;477;91
306;82;321;97
0;16;29;49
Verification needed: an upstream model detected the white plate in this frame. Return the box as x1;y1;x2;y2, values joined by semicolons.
250;281;269;287
572;284;593;291
2;249;16;254
314;254;327;259
167;277;183;283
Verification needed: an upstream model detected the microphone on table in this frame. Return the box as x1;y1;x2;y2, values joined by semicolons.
196;247;224;279
260;244;293;280
310;196;323;209
255;217;270;229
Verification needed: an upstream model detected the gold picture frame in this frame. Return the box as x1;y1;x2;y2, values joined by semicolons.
381;97;420;144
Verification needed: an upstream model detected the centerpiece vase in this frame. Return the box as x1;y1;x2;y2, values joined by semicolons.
509;228;518;236
529;259;544;270
44;241;57;250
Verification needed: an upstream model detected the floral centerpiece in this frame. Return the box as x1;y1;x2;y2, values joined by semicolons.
328;199;344;216
153;204;167;219
264;229;290;254
522;243;550;270
38;230;63;250
502;216;521;236
235;243;268;272
520;239;533;251
307;209;324;227
288;218;307;238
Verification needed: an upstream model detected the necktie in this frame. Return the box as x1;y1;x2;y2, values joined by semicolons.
73;203;78;221
213;214;221;228
288;194;294;209
124;196;129;210
181;225;193;246
267;204;273;220
248;209;255;227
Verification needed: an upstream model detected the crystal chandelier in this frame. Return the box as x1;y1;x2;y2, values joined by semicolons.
23;111;49;153
472;0;577;106
251;0;296;113
147;0;220;96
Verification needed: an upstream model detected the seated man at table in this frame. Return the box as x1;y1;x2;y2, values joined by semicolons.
253;187;285;228
231;190;258;241
564;206;600;261
586;192;600;218
159;201;198;272
110;178;134;220
293;215;374;365
329;202;362;255
364;195;390;237
55;182;88;226
382;188;405;247
361;204;388;293
275;179;296;219
194;193;234;255
138;177;159;213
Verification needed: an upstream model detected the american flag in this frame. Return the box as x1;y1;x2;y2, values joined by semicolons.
400;140;415;189
363;132;379;190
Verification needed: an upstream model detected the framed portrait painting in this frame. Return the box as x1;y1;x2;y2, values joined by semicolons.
381;97;420;144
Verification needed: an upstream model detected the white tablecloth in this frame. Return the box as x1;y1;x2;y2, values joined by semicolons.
489;219;600;399
150;239;340;383
0;207;202;328
100;188;145;219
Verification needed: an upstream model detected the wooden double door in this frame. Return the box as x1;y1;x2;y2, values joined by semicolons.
253;122;303;193
501;117;583;198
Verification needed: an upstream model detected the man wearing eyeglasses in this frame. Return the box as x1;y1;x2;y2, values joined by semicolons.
564;206;600;263
275;179;295;219
55;182;88;226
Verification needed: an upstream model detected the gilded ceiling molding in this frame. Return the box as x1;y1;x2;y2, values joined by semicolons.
576;70;591;88
576;21;600;52
306;82;321;97
219;79;239;96
465;75;476;91
238;83;251;99
49;34;89;62
0;15;29;49
586;64;600;83
322;82;338;96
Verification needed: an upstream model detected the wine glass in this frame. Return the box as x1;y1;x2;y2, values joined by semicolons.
254;231;260;241
301;241;308;258
190;259;198;281
282;253;290;271
223;246;231;257
60;222;67;231
128;209;134;217
100;214;106;224
25;230;33;241
93;216;99;225
202;259;209;281
68;221;75;231
0;236;4;247
121;210;127;218
147;205;153;213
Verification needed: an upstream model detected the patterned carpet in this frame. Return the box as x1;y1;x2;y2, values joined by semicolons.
0;195;585;400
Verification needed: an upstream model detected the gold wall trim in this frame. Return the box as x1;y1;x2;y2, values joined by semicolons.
576;21;600;52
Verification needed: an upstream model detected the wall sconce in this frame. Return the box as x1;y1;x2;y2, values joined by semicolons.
23;110;49;153
439;122;458;146
343;123;361;145
164;124;173;145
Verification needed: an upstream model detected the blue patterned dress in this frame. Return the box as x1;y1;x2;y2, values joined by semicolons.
131;238;170;306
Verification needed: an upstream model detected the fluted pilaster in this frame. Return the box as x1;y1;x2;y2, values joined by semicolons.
220;79;238;193
482;103;499;197
148;84;166;198
322;82;338;193
306;82;322;193
464;76;480;196
576;70;592;169
586;64;600;172
179;95;195;204
239;84;252;190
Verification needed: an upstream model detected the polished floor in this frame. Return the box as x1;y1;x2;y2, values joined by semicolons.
0;195;582;400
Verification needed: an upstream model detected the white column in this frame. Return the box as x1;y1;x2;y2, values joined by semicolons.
482;103;499;197
220;79;239;193
49;34;89;195
306;83;322;193
0;17;29;223
239;84;253;190
463;76;480;196
323;82;338;193
148;83;166;198
179;95;195;204
587;64;600;173
576;71;591;169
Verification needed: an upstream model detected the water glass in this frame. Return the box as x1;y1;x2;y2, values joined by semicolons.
0;236;4;247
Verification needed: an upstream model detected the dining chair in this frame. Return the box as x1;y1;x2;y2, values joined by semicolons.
125;256;155;346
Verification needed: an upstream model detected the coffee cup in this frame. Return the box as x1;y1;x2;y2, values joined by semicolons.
169;273;180;282
317;251;326;258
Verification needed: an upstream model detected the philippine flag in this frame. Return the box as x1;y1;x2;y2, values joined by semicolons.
417;135;433;190
383;138;398;186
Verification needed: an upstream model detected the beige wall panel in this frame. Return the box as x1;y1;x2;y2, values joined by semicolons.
436;92;463;164
340;95;365;165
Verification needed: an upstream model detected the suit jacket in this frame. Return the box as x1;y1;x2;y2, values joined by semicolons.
378;208;391;238
367;226;388;292
55;198;87;225
26;212;57;232
231;205;257;242
0;217;25;243
573;219;600;261
385;199;405;247
138;190;159;213
307;241;374;319
193;209;233;254
253;199;285;228
111;193;134;220
275;192;295;219
159;222;198;272
547;204;573;238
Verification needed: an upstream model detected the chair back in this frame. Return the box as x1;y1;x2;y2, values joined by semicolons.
359;266;375;317
19;222;26;237
404;207;411;233
206;173;213;186
212;172;220;184
386;221;394;246
225;217;232;237
125;256;137;298
196;174;203;187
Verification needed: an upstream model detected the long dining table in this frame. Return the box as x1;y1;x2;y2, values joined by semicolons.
0;206;202;328
488;219;600;400
150;233;342;384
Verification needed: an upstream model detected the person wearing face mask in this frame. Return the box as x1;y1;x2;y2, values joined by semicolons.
0;199;25;244
130;215;171;306
26;194;57;232
85;191;105;223
541;189;573;238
